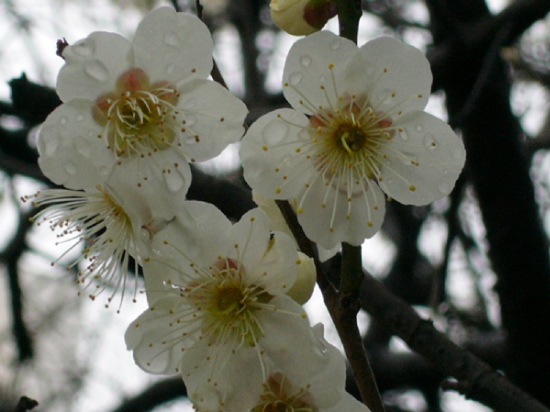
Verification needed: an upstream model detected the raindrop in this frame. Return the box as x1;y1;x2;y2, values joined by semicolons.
399;129;409;141
300;55;312;67
163;169;186;192
64;162;77;175
438;183;451;194
164;32;179;46
423;134;437;149
84;60;109;82
60;117;68;125
443;169;449;175
289;72;302;86
76;143;92;157
184;114;196;126
72;41;93;57
415;124;423;132
75;114;84;122
263;119;289;145
166;64;175;75
330;38;341;50
42;138;59;156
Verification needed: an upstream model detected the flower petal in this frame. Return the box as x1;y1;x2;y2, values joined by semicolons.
175;79;247;161
378;111;465;205
282;31;358;115
241;109;312;200
58;32;133;102
37;99;113;189
296;176;387;249
133;7;213;83
344;36;431;115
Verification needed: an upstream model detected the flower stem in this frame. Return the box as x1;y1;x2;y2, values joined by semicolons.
335;0;361;43
275;201;385;411
339;243;386;412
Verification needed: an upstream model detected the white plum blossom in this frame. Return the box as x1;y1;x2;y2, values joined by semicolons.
250;324;371;412
240;31;465;249
125;202;324;411
22;169;173;309
38;7;247;198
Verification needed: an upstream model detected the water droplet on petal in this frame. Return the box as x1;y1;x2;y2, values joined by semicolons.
184;114;196;126
438;183;451;194
330;38;341;50
64;162;77;175
72;42;93;57
399;129;409;141
415;124;423;132
166;64;175;75
263;118;289;145
163;169;185;192
423;134;437;149
289;72;302;86
75;114;84;122
60;117;68;125
43;138;60;156
76;143;92;157
452;149;463;159
84;60;109;81
300;55;312;67
164;32;179;46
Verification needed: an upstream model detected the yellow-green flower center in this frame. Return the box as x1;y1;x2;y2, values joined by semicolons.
94;68;179;157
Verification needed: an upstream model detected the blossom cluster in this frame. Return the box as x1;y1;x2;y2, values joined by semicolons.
28;4;465;411
25;6;392;411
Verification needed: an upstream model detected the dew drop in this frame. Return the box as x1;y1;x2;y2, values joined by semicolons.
438;182;451;194
64;162;77;175
415;124;423;132
399;129;409;141
75;114;84;122
164;32;179;46
300;55;312;67
263;118;289;145
72;41;93;57
166;64;175;75
76;143;92;157
184;114;196;126
84;60;109;82
423;134;437;149
60;117;68;125
163;169;185;192
330;38;341;50
289;72;302;86
42;138;60;156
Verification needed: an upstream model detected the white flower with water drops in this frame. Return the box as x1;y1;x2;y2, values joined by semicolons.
38;7;247;198
240;31;465;248
125;202;320;411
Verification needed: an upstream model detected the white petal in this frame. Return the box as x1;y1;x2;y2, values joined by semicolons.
296;176;387;249
175;79;247;161
240;109;312;200
344;36;431;114
133;8;213;83
251;230;300;295
379;111;465;205
108;149;192;201
229;208;273;271
37;100;113;189
324;393;371;412
125;295;192;375
282;31;358;115
180;344;263;412
58;32;133;102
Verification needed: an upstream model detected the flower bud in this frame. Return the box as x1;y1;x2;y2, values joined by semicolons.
270;0;337;36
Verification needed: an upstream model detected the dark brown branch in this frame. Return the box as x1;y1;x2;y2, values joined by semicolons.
111;377;186;412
